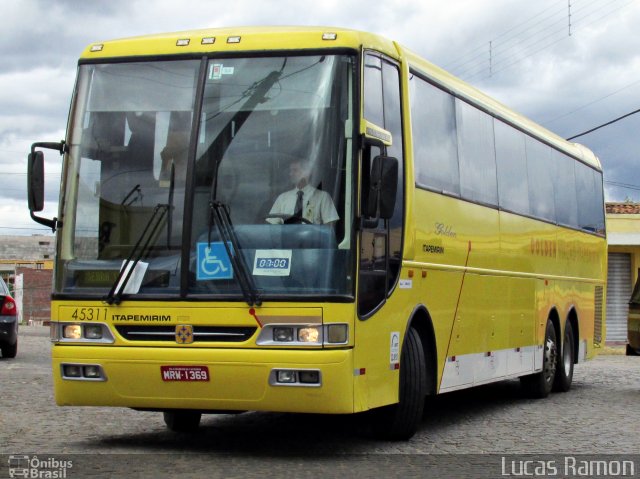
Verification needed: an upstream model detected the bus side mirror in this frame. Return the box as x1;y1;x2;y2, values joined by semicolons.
28;151;45;212
366;155;398;220
27;141;65;232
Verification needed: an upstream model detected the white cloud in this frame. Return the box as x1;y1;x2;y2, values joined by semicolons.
1;0;639;238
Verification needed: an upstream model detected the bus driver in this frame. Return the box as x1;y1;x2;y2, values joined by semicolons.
266;160;339;225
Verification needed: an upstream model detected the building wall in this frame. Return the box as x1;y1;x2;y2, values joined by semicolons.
606;204;640;344
1;235;56;323
16;267;52;324
606;251;633;343
607;210;640;286
0;235;55;265
608;245;640;285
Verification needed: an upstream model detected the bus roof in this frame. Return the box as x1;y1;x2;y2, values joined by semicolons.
81;26;600;171
80;26;391;59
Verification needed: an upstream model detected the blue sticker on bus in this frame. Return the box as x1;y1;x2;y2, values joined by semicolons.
197;242;233;280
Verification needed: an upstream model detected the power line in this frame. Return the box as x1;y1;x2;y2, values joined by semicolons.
566;106;640;139
499;0;626;77
448;0;635;81
0;226;53;232
466;0;635;81
454;10;568;78
448;0;574;76
605;180;640;191
542;77;640;125
445;1;568;73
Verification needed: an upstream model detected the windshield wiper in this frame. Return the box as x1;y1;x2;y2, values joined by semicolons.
199;67;285;306
206;69;283;202
208;201;261;307
105;203;168;305
121;184;142;206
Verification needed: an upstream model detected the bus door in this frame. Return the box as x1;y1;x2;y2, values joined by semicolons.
358;52;405;318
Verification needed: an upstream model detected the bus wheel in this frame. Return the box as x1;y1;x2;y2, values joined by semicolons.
372;327;426;440
163;410;202;432
553;321;574;392
521;320;557;398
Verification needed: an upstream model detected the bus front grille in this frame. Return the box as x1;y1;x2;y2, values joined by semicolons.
115;325;257;343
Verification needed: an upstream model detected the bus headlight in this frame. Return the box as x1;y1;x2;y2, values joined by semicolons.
273;327;295;342
52;322;115;344
63;324;82;340
257;324;348;347
84;324;104;340
298;327;320;343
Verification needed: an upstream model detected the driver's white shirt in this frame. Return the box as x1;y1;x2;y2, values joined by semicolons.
267;184;339;224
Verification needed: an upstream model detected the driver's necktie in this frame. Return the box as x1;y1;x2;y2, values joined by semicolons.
294;190;303;218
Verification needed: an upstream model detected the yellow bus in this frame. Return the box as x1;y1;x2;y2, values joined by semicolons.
28;27;606;440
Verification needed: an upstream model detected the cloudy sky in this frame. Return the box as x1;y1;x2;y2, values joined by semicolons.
1;0;639;236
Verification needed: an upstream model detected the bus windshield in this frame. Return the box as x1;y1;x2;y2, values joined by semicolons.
57;54;356;300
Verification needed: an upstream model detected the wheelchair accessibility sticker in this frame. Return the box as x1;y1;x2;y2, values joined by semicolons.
197;242;233;280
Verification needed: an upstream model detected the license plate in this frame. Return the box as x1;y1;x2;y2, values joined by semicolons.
161;366;209;382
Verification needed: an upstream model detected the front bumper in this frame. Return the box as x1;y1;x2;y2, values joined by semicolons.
52;345;355;414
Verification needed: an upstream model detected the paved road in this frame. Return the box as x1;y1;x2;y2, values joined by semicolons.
1;327;639;478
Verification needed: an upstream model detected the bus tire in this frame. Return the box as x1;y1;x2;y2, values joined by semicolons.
553;321;574;392
163;410;202;432
521;320;557;399
626;344;640;356
372;327;426;440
